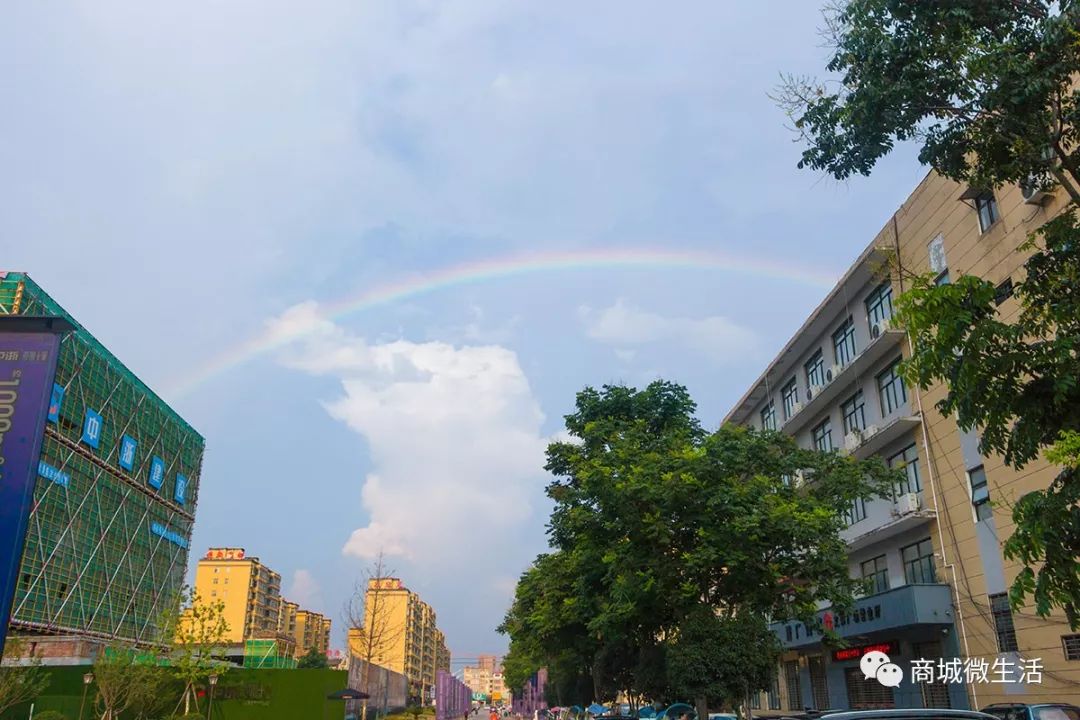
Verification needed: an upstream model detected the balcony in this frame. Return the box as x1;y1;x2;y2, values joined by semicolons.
769;583;954;649
845;501;935;552
844;413;922;460
782;326;905;436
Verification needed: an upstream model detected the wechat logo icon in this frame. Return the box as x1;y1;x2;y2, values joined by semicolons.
861;650;903;688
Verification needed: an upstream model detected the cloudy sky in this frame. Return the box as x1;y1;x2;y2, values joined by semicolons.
2;1;928;661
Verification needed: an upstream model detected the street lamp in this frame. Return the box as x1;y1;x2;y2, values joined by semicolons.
207;674;219;720
78;672;94;720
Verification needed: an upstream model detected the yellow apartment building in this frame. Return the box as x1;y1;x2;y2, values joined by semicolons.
347;577;450;704
726;170;1079;710
190;547;330;663
295;609;332;657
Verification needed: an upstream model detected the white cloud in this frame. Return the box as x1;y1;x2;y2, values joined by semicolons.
265;302;548;570
288;569;324;612
578;298;758;362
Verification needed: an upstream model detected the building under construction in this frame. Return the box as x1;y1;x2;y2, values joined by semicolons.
0;272;205;662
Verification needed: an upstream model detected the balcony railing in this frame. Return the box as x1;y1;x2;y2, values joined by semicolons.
769;583;954;649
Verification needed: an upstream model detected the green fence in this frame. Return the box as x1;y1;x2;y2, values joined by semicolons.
0;666;348;720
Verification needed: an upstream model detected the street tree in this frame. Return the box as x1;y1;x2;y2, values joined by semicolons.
503;381;898;713
780;0;1080;625
297;647;329;669
344;551;404;720
0;638;50;717
162;586;230;716
92;645;170;720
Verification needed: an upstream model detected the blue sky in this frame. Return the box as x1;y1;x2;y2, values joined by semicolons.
2;2;929;661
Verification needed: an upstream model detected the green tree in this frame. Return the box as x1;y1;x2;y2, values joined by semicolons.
297;647;329;669
779;0;1080;626
161;586;230;716
0;638;50;716
503;381;898;713
777;0;1080;201
666;608;779;717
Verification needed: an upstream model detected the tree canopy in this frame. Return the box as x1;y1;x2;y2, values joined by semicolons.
780;0;1080;202
501;381;898;711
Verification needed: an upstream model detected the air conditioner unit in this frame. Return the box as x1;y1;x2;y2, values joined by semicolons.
1020;176;1050;205
790;401;803;416
808;384;825;401
793;469;806;488
895;492;921;514
844;431;863;452
828;364;843;382
862;424;879;439
870;321;882;339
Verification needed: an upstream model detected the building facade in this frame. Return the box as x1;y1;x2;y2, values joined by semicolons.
463;664;511;704
726;173;1079;710
347;577;450;704
294;609;331;658
0;272;205;663
192;547;330;665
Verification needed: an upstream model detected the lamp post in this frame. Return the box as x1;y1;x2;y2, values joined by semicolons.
78;672;94;720
207;674;219;720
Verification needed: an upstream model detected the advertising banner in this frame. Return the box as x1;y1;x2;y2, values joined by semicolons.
0;317;70;657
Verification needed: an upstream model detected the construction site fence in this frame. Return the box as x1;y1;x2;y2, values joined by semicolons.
0;666;348;720
347;657;409;715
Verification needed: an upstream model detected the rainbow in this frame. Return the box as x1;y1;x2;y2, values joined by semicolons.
163;247;840;399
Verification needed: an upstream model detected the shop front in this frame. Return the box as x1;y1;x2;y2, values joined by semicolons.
769;583;969;711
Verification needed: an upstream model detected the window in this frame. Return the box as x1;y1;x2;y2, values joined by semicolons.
889;444;922;494
212;578;218;584
994;277;1014;305
750;692;761;710
845;498;867;525
760;402;777;431
970;465;992;521
976;191;1000;232
833;317;857;366
928;234;948;278
1062;634;1080;661
865;283;894;329
805;350;826;389
844;666;896;709
935;271;951;286
877;358;908;415
841;391;867;436
768;675;781;710
813;418;834;452
807;656;829;711
784;660;802;710
782;379;799;420
860;554;890;595
902;538;936;584
990;593;1019;652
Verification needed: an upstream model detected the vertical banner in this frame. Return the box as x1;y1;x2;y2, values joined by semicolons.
0;317;71;658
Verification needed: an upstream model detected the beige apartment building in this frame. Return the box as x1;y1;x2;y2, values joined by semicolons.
347;577;450;704
726;172;1079;710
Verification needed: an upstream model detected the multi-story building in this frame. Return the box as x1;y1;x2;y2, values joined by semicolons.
347;577;449;704
278;600;299;644
477;654;497;674
462;664;509;703
294;609;331;658
0;273;205;663
726;172;1079;710
191;547;296;663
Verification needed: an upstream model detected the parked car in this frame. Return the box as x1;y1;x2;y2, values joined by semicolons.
817;711;1000;720
981;705;1080;720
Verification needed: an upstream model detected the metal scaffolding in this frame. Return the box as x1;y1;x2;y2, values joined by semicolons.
0;272;205;645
